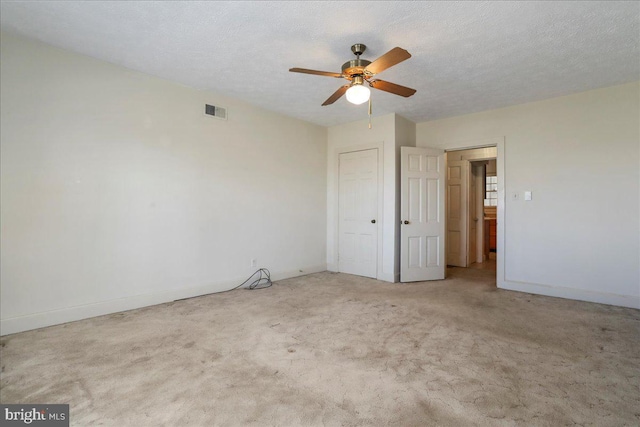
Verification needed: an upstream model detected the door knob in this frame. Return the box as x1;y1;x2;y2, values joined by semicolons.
371;219;376;224
404;220;409;224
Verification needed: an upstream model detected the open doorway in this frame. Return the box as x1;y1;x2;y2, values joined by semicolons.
445;147;497;274
473;159;497;272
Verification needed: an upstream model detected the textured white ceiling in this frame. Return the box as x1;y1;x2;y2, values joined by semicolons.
1;1;638;127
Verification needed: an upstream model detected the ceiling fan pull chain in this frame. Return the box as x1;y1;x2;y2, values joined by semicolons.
368;97;372;129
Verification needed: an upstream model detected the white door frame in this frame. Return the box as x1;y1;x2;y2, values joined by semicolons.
330;142;384;280
443;137;505;287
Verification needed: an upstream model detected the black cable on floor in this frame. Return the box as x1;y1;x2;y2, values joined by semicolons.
174;268;272;302
230;268;272;291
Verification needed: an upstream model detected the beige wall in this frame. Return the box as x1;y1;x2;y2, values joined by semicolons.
417;82;640;308
2;31;637;338
0;33;328;334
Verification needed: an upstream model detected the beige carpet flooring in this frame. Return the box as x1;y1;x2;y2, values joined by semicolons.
1;268;639;426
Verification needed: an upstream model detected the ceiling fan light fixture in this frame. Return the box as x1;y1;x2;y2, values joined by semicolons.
346;84;370;105
346;76;370;105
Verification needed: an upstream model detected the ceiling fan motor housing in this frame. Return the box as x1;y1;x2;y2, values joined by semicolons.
342;59;371;77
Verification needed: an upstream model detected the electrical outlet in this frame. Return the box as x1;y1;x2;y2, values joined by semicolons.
251;259;257;268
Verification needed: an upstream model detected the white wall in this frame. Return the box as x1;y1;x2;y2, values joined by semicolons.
0;32;328;334
417;82;640;308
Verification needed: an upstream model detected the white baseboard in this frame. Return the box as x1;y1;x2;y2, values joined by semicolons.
377;272;396;283
269;265;326;282
0;264;326;336
498;279;640;309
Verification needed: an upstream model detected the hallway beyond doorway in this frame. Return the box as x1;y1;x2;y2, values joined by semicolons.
468;255;497;272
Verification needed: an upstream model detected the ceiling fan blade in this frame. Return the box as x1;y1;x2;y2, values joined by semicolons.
370;80;417;97
322;85;349;106
289;68;343;78
364;47;411;75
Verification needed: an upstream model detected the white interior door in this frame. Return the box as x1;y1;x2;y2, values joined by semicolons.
400;147;445;282
338;149;378;279
447;159;469;267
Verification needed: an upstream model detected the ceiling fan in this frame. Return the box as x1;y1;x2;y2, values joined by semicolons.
289;44;417;106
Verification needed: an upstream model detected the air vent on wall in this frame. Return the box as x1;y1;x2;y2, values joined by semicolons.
204;104;227;120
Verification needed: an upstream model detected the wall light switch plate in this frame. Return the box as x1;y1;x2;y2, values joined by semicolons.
524;191;532;201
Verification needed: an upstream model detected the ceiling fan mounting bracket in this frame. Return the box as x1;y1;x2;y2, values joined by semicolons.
351;44;366;57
